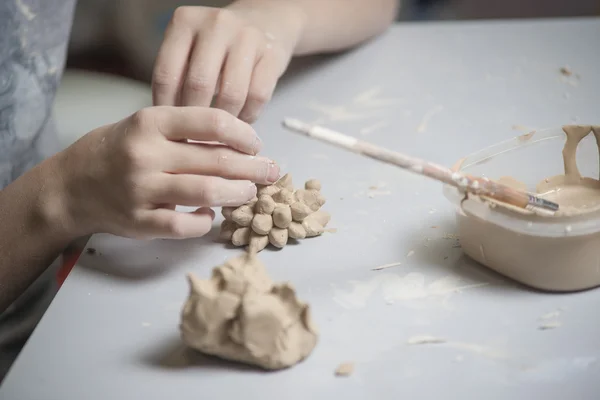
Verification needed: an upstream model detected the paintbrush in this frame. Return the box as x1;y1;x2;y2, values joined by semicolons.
282;118;559;214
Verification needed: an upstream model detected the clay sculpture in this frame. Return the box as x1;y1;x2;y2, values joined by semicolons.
180;254;319;369
219;174;331;252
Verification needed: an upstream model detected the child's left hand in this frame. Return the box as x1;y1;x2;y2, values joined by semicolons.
152;1;306;123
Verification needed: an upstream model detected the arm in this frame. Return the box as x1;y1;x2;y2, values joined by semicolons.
0;160;74;311
153;0;398;120
229;0;399;56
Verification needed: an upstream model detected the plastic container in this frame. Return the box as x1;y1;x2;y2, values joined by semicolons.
443;127;600;292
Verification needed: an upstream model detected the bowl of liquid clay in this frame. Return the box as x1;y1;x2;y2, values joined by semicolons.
443;125;600;292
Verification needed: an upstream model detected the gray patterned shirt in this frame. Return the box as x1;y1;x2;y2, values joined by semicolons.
0;0;76;380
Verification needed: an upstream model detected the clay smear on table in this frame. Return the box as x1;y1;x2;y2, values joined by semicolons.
220;173;331;252
456;125;600;291
180;254;318;370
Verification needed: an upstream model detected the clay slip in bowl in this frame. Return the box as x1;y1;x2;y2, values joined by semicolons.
443;127;600;292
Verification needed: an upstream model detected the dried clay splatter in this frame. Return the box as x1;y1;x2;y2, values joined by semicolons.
371;262;402;271
334;362;355;377
332;273;489;310
417;105;444;133
407;337;508;360
406;335;446;345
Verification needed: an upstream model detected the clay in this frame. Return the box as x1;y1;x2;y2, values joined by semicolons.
220;174;331;252
252;214;273;235
456;125;600;291
272;205;292;228
231;227;251;246
180;254;319;370
334;362;355;377
231;205;254;227
288;222;306;239
305;179;322;191
269;227;288;248
249;231;269;253
255;195;276;215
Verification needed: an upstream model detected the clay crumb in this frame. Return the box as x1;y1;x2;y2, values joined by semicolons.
540;311;561;320
559;66;573;77
511;124;531;132
325;228;338;233
430;226;439;229
371;261;402;271
406;335;446;345
538;321;561;330
406;250;415;258
334;362;355;377
367;190;392;198
443;233;459;240
86;248;96;255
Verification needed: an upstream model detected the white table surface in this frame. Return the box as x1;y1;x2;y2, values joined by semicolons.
53;69;152;148
2;18;600;400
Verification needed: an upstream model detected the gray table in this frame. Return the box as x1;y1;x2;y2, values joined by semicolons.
2;17;600;400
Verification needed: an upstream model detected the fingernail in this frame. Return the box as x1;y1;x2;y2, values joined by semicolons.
248;183;257;197
266;161;280;183
251;135;262;155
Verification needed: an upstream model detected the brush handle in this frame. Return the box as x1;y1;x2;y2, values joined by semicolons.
282;118;554;212
283;118;463;186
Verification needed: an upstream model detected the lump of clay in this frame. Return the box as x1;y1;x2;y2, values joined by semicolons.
220;174;330;252
180;254;319;370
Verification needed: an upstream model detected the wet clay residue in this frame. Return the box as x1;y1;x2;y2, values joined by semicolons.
479;125;600;217
456;125;600;291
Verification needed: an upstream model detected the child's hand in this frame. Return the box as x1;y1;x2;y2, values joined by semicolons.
52;106;279;240
152;2;305;122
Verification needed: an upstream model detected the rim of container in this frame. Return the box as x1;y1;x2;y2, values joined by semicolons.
442;127;600;237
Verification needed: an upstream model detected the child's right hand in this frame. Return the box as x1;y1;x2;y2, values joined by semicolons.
48;106;278;240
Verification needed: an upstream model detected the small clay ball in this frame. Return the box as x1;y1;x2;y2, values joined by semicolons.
219;220;237;241
290;202;312;222
273;205;292;229
231;205;254;227
257;184;280;197
272;188;295;205
305;179;321;191
295;189;326;212
269;227;288;248
222;207;235;220
232;227;251;246
248;231;269;253
252;214;274;235
288;222;306;239
255;195;276;215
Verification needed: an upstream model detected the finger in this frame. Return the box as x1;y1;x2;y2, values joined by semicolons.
214;31;261;117
180;27;234;107
165;142;280;184
149;106;262;155
152;174;257;207
238;52;281;123
152;22;195;106
138;207;215;239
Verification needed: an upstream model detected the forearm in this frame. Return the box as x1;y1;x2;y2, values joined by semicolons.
229;0;399;56
0;157;77;311
291;0;399;55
